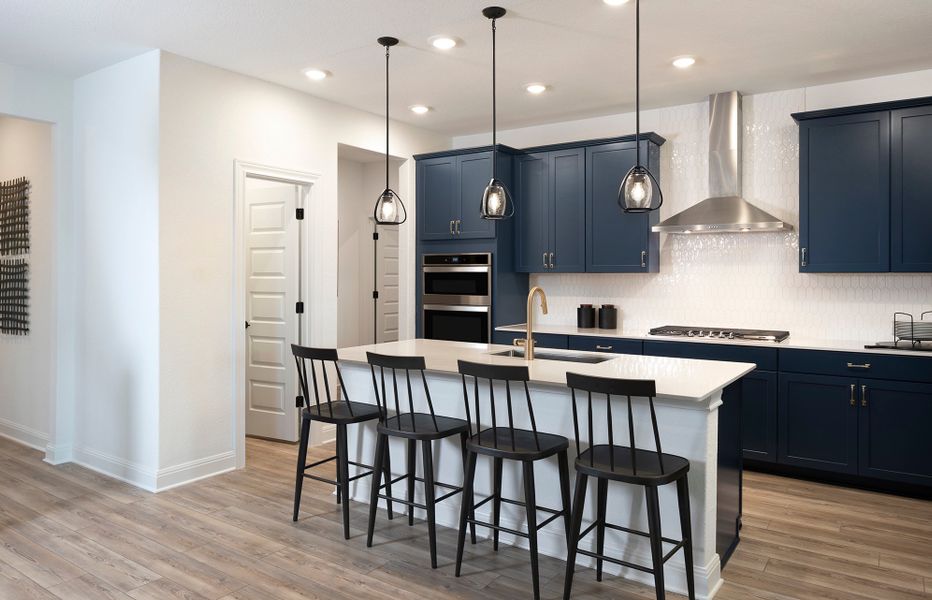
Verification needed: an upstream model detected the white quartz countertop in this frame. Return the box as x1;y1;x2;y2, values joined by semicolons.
338;339;754;402
495;323;932;357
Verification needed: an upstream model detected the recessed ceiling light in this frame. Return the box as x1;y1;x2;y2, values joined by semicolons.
429;35;458;50
672;56;696;69
304;68;330;81
525;83;548;95
603;0;630;6
409;105;431;115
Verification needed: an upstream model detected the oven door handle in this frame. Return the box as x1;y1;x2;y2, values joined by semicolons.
422;304;490;313
422;266;491;273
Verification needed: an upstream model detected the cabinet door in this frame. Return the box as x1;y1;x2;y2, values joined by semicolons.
456;153;496;239
418;156;457;240
799;111;890;272
586;142;653;272
891;106;932;272
741;370;778;463
514;153;550;273
859;379;932;486
550;148;586;272
778;373;858;474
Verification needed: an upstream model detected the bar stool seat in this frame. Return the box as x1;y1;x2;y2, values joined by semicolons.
469;427;569;461
305;401;381;424
379;413;468;440
576;444;689;486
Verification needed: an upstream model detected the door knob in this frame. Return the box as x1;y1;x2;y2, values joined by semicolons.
245;321;251;329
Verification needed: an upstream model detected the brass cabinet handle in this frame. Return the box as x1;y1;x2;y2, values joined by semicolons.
847;362;871;369
641;250;647;268
861;384;868;407
542;252;548;269
801;247;808;267
454;219;461;235
595;345;613;351
849;384;856;406
549;252;554;269
449;220;454;235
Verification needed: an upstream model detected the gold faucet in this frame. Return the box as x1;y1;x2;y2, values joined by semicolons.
523;286;548;360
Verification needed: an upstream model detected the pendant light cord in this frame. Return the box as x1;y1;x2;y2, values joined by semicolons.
385;44;390;190
635;0;641;168
491;16;498;180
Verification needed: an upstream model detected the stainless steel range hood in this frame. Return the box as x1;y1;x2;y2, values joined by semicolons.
652;91;792;234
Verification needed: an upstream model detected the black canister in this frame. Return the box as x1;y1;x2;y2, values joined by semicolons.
577;304;596;328
598;304;617;329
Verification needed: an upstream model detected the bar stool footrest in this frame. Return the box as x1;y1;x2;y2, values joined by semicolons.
576;520;686;566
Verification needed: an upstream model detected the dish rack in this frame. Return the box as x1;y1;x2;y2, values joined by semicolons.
893;311;932;347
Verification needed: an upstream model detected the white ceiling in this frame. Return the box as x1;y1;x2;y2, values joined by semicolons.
3;0;932;135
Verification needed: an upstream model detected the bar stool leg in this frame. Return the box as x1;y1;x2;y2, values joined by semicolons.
382;439;394;520
563;473;588;600
455;450;478;577
366;432;387;547
596;477;608;581
460;431;476;544
676;476;696;600
645;485;666;600
335;425;343;505
523;460;541;600
406;439;417;526
422;440;439;569
293;413;310;521
337;424;351;540
557;450;572;543
492;457;503;550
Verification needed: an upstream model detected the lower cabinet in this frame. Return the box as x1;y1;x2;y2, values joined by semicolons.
492;331;567;349
741;371;778;463
567;335;641;354
777;373;859;474
858;379;932;486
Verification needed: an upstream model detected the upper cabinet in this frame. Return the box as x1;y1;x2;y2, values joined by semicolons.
513;147;585;273
416;149;510;241
794;97;932;273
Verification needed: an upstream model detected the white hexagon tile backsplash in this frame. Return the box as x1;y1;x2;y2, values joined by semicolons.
531;90;932;342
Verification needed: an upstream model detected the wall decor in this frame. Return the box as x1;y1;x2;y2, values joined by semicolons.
0;177;30;335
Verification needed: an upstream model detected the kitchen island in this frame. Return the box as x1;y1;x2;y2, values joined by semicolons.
336;339;754;599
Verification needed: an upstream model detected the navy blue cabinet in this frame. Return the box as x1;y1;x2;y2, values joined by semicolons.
798;111;890;272
513;148;585;273
492;330;567;349
891;105;932;272
741;371;778;463
858;379;932;486
778;373;859;474
416;150;505;241
586;140;660;272
567;335;641;355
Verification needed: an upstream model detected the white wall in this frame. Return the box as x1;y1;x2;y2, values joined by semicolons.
72;51;161;487
0;116;53;448
157;52;447;484
0;62;74;463
453;69;932;342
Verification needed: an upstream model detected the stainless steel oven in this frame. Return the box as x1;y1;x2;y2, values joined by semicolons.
422;253;492;343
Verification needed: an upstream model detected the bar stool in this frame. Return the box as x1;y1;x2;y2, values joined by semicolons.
454;360;572;600
365;352;472;568
291;345;393;540
562;372;695;600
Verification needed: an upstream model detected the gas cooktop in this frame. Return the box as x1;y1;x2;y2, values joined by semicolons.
649;325;790;343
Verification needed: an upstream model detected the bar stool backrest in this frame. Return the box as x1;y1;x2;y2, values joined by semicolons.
457;360;541;452
291;345;351;416
565;372;664;475
366;352;438;431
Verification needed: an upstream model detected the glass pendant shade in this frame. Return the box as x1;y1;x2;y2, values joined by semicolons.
480;178;513;219
374;188;406;225
619;165;662;213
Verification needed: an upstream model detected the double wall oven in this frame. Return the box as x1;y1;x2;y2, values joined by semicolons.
422;253;491;343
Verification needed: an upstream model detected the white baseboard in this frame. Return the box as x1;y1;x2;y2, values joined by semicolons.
43;442;73;465
0;417;49;451
72;446;158;492
155;451;236;492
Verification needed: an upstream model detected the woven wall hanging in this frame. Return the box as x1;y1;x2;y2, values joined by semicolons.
0;177;30;335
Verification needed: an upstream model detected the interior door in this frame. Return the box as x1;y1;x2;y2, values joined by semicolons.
245;177;300;442
375;223;400;343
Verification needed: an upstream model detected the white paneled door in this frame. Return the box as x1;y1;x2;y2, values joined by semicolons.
376;224;400;343
245;177;302;442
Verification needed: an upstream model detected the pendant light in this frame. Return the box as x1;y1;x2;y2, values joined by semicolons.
618;0;663;213
479;6;514;220
373;36;407;225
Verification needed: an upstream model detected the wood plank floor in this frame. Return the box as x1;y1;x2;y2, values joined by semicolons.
0;436;929;599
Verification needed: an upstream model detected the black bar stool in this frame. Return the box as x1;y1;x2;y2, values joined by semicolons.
454;360;572;600
365;352;472;568
562;372;695;600
291;345;393;540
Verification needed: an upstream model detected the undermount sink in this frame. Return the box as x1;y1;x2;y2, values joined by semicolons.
492;348;612;364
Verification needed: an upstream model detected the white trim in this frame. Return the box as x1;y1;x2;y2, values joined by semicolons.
72;446;158;492
233;160;321;469
0;418;48;451
155;450;236;492
43;443;73;465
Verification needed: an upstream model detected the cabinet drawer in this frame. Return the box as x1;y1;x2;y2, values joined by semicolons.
568;336;641;354
492;331;568;350
779;349;932;383
643;340;776;371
